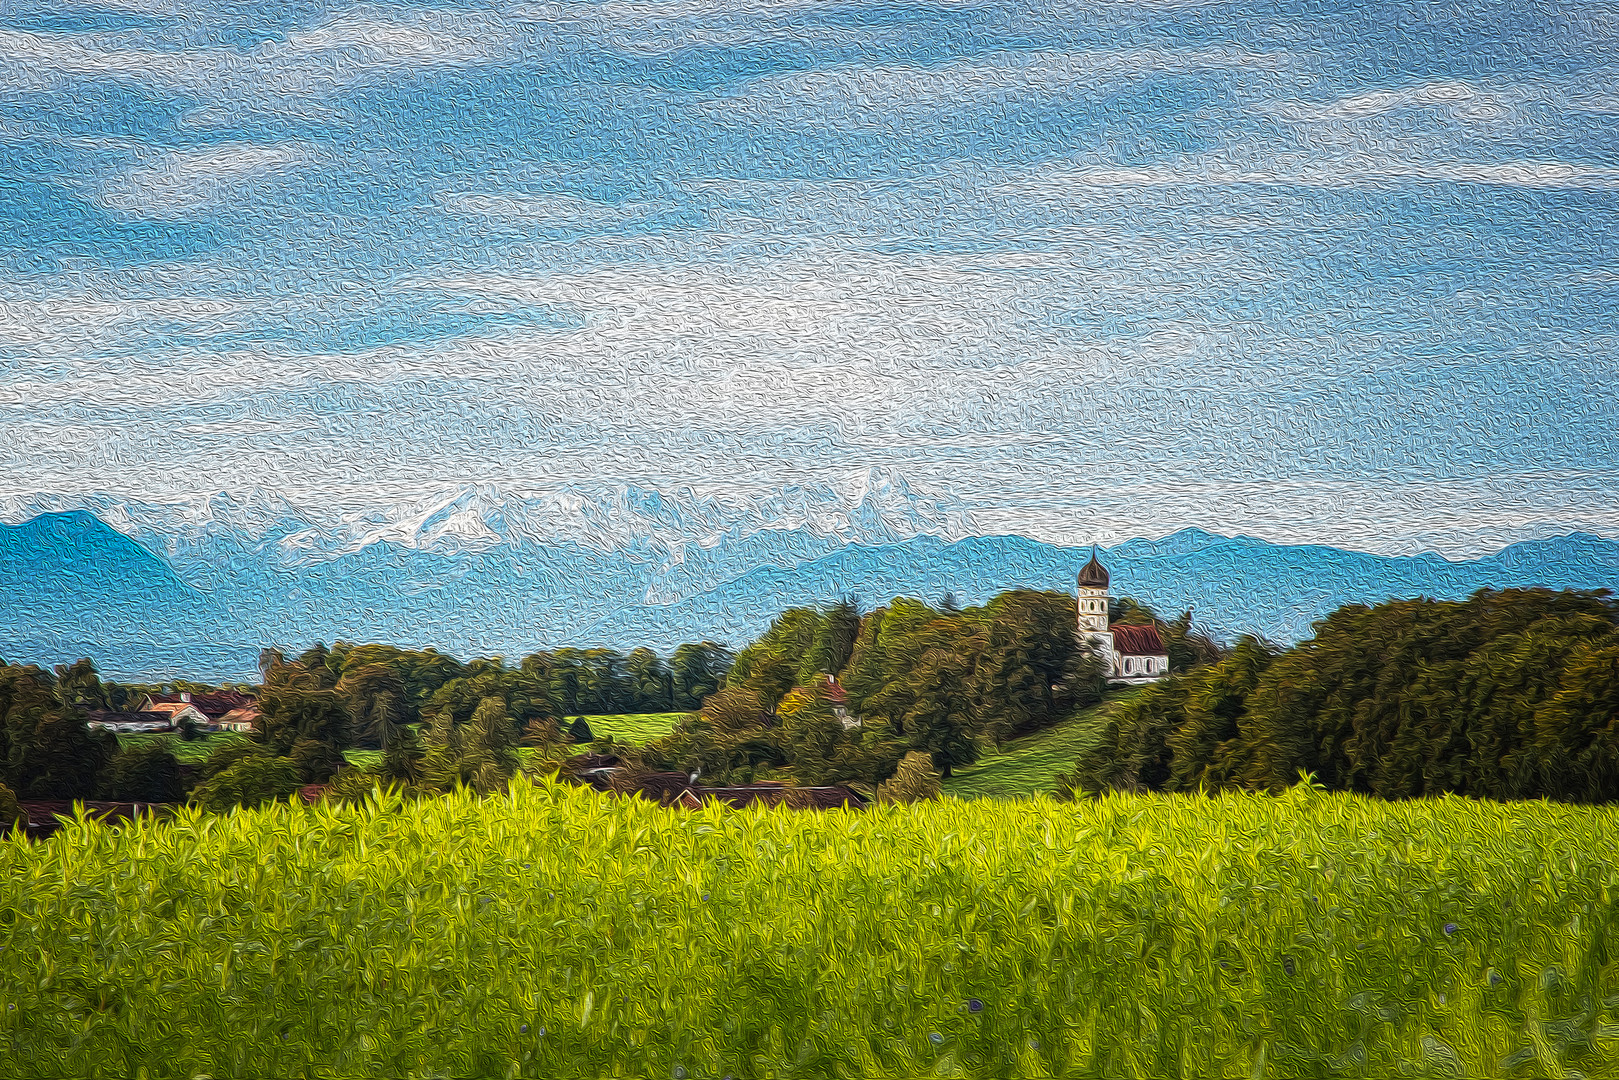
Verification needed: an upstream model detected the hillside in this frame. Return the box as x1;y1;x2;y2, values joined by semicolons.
942;691;1142;801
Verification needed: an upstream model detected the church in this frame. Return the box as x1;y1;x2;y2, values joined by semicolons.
1076;549;1171;683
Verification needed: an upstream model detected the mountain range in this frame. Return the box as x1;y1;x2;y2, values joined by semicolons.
2;480;1616;682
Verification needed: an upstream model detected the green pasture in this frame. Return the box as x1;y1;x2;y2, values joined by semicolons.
4;779;1619;1079
943;691;1139;800
116;713;684;774
116;730;249;764
568;711;691;745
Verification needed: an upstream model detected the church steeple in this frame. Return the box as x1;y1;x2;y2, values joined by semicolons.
1076;546;1110;635
1077;545;1109;589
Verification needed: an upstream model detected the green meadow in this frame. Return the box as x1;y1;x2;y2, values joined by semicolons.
942;692;1138;801
114;713;691;775
570;712;692;746
116;730;250;764
3;778;1617;1079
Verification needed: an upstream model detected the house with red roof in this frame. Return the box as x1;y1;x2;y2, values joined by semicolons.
141;690;258;733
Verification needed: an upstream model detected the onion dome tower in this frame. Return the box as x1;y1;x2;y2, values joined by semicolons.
1077;546;1115;674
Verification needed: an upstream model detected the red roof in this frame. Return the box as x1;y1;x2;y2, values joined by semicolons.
145;702;206;718
146;690;255;719
1112;624;1167;657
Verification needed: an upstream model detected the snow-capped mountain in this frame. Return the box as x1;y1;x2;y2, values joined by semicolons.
3;482;1616;682
0;468;976;605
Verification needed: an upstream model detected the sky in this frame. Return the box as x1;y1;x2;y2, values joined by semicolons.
2;0;1617;558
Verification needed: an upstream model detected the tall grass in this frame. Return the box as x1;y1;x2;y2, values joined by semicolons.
2;780;1616;1079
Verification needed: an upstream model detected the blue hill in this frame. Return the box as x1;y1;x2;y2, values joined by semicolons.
0;511;257;679
577;528;1619;652
2;513;1616;680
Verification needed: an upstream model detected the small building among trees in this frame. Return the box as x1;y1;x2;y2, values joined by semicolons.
1076;549;1170;684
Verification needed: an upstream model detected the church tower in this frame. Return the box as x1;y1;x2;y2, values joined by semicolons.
1077;546;1115;675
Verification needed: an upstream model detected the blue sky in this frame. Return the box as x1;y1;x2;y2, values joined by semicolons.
2;0;1617;557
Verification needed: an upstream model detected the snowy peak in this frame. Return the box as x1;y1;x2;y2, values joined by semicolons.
247;472;975;565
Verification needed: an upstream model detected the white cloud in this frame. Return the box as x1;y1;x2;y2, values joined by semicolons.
0;295;251;351
1268;81;1506;122
1016;154;1619;192
0;12;508;101
93;143;317;217
703;46;1297;121
437;192;677;229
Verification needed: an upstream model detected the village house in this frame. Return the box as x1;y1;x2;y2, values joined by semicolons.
824;674;859;730
86;710;177;734
212;707;258;734
141;690;258;733
138;701;211;729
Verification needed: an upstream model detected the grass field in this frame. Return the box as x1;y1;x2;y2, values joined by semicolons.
114;713;685;785
116;730;249;763
4;778;1618;1078
569;711;692;745
943;691;1139;801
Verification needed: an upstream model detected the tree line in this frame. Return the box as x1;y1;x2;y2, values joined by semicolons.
1059;587;1619;803
611;592;1212;788
15;584;1607;818
0;640;735;815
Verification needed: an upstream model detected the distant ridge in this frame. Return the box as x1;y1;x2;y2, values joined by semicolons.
1;513;1615;681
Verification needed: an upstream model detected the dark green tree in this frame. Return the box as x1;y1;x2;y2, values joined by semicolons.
53;658;108;711
1533;643;1619;802
256;687;352;756
3;695;116;801
99;740;185;802
626;647;674;711
190;755;302;812
798;599;862;684
337;662;408;751
669;642;734;710
902;647;980;779
290;736;346;785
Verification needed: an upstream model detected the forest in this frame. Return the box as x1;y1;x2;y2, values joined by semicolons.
610;592;1215;788
1062;587;1619;803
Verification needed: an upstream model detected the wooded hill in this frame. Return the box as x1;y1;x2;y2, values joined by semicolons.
611;592;1215;787
1063;587;1619;803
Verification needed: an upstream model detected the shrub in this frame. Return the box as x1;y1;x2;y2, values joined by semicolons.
520;717;560;748
198;738;268;782
0;781;22;829
188;754;302;812
1048;769;1089;803
520;749;567;781
381;724;427;782
325;768;396;805
5;710;116;800
290;737;346;785
875;750;942;805
99;741;184;803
